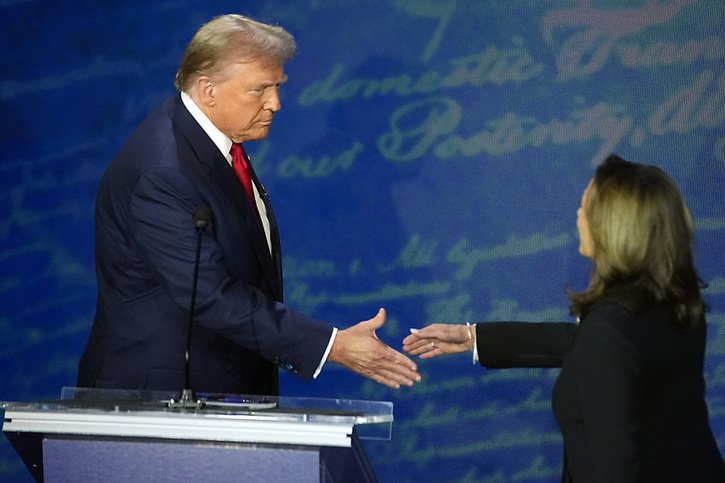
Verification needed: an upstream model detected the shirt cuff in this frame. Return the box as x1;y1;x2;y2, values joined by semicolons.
471;323;479;364
312;327;338;379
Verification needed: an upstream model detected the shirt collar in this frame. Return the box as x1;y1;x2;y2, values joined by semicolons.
180;91;233;165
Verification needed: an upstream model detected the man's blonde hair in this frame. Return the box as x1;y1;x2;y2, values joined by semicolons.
174;14;296;92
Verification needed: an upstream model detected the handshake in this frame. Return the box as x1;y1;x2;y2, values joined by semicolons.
327;307;475;389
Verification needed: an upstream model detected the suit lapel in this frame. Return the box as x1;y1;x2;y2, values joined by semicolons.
247;160;284;300
170;95;283;300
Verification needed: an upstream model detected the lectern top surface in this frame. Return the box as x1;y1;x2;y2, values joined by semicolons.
1;387;394;426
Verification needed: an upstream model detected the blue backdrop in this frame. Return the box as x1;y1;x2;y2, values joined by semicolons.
1;1;724;481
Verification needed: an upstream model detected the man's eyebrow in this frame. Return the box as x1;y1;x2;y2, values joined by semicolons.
258;76;288;87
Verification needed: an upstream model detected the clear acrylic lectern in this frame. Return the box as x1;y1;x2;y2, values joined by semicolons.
1;387;394;482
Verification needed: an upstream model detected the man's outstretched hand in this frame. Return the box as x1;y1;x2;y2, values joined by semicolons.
328;308;421;389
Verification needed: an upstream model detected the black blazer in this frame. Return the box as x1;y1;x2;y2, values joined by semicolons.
477;303;724;482
77;95;333;396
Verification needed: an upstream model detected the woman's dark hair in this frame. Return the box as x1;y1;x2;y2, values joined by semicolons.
568;154;703;329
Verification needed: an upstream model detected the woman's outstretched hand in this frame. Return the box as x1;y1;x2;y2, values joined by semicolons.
402;323;475;359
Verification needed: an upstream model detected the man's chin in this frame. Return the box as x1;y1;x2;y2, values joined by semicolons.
238;127;271;143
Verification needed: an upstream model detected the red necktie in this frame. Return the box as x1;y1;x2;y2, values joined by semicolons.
230;143;255;205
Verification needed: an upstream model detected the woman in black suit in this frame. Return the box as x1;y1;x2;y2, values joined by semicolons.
403;154;724;482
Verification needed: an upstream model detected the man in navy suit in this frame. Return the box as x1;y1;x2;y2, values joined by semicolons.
77;14;420;396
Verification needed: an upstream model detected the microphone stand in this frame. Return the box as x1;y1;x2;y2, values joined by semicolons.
168;205;211;410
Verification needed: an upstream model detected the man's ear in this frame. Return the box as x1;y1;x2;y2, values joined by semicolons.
194;76;216;107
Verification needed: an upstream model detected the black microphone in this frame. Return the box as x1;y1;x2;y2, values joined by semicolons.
193;204;212;230
169;204;212;409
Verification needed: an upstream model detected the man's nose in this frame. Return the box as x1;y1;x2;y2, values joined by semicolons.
265;87;282;112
